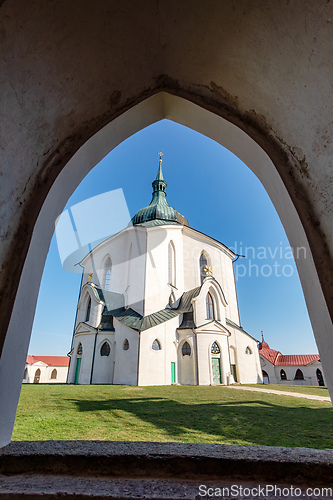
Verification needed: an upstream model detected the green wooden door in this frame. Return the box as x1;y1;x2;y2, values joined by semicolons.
212;357;221;384
171;362;176;383
231;364;237;382
74;357;81;384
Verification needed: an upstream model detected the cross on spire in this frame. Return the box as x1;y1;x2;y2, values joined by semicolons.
158;151;163;161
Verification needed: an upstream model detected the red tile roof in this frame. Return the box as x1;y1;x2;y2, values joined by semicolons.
26;355;38;365
26;356;70;366
259;340;320;366
276;354;320;366
259;347;281;365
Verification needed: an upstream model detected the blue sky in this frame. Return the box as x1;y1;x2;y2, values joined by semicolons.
29;119;317;356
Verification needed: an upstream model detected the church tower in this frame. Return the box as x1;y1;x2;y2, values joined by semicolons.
67;157;262;387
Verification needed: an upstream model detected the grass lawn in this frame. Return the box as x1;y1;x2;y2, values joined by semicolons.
245;384;330;397
12;384;333;449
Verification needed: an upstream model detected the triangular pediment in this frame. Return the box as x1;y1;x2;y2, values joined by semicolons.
75;322;97;335
32;361;48;367
195;320;230;335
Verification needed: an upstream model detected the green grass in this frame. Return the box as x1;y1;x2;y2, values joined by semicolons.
245;384;330;397
12;384;333;449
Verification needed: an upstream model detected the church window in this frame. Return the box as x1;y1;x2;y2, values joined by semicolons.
103;257;112;291
85;296;91;322
245;346;252;355
211;342;220;354
294;368;304;380
152;339;161;350
77;343;83;356
23;368;28;379
168;241;176;286
280;369;287;380
100;342;111;356
51;369;57;380
200;253;208;284
182;341;191;356
123;339;129;350
206;292;214;319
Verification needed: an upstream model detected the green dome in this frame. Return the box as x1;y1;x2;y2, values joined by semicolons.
130;160;189;227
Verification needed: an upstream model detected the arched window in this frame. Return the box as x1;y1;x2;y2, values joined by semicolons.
245;346;252;355
182;341;191;356
294;368;304;380
211;342;220;354
51;369;57;380
103;257;112;291
316;368;324;386
85;296;91;322
200;253;208;284
23;368;28;380
280;369;287;380
152;339;161;351
168;241;176;286
100;342;111;356
77;343;83;356
123;339;129;350
206;292;214;319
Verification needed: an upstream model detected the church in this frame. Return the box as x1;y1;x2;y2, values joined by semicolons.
67;156;262;386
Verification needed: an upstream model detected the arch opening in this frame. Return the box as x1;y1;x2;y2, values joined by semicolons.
1;91;332;447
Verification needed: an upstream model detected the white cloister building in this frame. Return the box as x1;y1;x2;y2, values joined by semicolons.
67;158;262;386
259;337;325;386
23;356;69;384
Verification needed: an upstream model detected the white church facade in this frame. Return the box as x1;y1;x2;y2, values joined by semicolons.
67;158;262;386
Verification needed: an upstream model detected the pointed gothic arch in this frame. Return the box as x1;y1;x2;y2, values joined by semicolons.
206;292;215;320
0;91;332;446
33;369;41;384
168;241;176;287
199;251;211;284
100;341;111;357
85;295;91;323
103;256;112;291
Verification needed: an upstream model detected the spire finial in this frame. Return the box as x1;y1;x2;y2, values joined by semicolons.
261;330;264;342
155;152;165;182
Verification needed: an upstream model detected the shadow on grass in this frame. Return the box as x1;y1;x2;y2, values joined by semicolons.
67;397;333;448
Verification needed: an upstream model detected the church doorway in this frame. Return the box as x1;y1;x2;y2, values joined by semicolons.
33;369;41;384
211;342;222;384
74;343;83;384
171;362;176;384
317;369;325;387
229;347;238;383
74;359;81;384
262;370;269;384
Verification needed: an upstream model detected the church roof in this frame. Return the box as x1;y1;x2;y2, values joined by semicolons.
26;355;70;366
130;158;189;227
259;339;320;366
96;285;201;332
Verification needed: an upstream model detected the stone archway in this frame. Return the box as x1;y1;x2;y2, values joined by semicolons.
0;1;332;448
0;91;332;447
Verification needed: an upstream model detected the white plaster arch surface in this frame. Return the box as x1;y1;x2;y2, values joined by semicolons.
0;92;332;446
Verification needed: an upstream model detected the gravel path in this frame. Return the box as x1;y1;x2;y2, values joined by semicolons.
226;385;332;402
